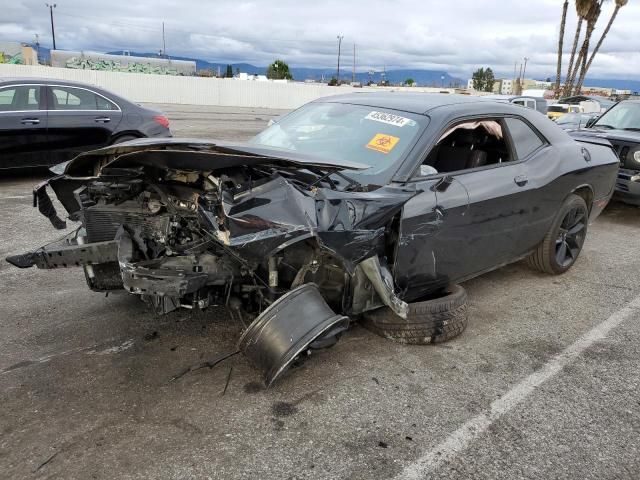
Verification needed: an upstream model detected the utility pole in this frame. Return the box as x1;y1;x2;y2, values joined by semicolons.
162;22;167;58
517;63;523;95
522;57;529;83
46;3;57;50
352;43;356;84
336;35;343;83
34;34;40;63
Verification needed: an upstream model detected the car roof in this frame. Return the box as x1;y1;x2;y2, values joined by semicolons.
0;76;137;107
313;92;504;115
0;77;104;89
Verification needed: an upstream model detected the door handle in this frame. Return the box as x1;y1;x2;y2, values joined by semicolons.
514;175;528;187
94;117;111;123
21;118;40;125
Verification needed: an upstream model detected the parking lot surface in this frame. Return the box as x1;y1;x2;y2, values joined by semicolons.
1;105;639;479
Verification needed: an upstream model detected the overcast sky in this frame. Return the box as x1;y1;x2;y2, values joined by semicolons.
2;0;640;80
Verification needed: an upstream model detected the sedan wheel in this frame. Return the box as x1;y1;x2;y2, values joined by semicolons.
528;194;589;274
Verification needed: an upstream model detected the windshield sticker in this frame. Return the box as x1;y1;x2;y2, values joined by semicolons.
366;133;400;154
365;111;414;127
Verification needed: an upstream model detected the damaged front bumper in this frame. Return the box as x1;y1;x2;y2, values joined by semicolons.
7;140;421;385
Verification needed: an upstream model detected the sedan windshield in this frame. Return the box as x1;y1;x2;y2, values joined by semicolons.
248;102;427;179
593;102;640;130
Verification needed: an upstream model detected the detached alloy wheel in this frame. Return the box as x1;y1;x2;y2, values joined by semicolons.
528;194;589;274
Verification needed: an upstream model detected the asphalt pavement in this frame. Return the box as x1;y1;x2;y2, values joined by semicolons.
0;105;639;480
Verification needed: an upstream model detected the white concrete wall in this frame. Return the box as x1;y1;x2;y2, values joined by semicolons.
0;64;364;109
0;64;463;109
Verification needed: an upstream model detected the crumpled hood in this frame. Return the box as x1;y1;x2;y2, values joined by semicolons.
59;138;370;177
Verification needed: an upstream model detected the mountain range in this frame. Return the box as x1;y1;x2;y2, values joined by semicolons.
30;47;640;92
106;51;464;86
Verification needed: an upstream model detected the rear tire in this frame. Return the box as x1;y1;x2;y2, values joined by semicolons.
527;194;589;275
361;284;468;345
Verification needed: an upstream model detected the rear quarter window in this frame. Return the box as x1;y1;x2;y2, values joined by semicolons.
51;86;117;111
504;117;546;160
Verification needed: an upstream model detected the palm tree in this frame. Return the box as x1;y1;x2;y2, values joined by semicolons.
575;0;629;93
570;0;604;94
554;0;570;97
562;0;593;96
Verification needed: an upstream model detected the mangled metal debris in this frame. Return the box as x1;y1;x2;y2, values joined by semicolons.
7;139;416;385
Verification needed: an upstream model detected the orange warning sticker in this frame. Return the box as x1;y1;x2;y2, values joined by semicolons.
366;133;400;154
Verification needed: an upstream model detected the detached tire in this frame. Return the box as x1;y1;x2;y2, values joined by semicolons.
362;284;468;345
527;194;589;275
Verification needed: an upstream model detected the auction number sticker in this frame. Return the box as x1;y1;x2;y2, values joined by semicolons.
365;111;413;127
366;133;400;154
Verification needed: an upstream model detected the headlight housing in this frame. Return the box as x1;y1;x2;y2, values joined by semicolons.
622;147;640;169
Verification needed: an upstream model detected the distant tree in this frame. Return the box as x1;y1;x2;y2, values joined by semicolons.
472;68;486;91
554;0;570;97
225;64;233;78
266;59;293;80
472;67;495;92
483;68;495;92
562;0;594;96
404;78;415;86
575;0;629;93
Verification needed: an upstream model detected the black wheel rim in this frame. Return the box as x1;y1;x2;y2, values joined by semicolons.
555;206;587;267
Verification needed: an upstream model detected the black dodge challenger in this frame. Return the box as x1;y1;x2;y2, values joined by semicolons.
7;93;619;385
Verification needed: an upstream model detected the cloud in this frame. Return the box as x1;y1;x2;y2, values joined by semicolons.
1;0;639;80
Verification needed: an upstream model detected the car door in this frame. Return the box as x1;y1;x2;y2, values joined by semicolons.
394;116;547;297
0;84;49;169
45;84;123;165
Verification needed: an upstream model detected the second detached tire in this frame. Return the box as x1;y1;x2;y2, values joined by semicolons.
362;284;468;345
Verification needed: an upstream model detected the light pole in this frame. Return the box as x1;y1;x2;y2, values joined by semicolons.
522;57;529;83
336;35;343;83
45;3;57;50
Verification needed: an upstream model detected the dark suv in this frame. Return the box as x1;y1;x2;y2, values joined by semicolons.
0;77;172;169
571;100;640;205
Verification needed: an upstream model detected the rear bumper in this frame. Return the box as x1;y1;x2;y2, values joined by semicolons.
614;169;640;206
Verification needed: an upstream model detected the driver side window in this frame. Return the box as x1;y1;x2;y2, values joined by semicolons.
419;118;512;176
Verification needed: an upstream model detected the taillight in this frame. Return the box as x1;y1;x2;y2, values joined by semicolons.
153;115;170;129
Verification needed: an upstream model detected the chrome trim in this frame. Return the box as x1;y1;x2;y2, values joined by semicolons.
0;83;122;113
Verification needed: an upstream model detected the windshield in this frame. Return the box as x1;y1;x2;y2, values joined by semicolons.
594;102;640;130
248;102;427;179
556;113;580;124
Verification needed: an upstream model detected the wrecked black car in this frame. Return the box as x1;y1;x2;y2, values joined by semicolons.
7;93;620;385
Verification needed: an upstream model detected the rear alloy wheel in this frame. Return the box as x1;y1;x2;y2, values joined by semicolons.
361;284;468;345
528;194;589;274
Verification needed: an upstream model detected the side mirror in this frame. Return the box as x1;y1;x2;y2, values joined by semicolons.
432;175;454;192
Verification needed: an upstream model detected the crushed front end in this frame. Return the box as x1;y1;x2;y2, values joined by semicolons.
7;140;417;384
